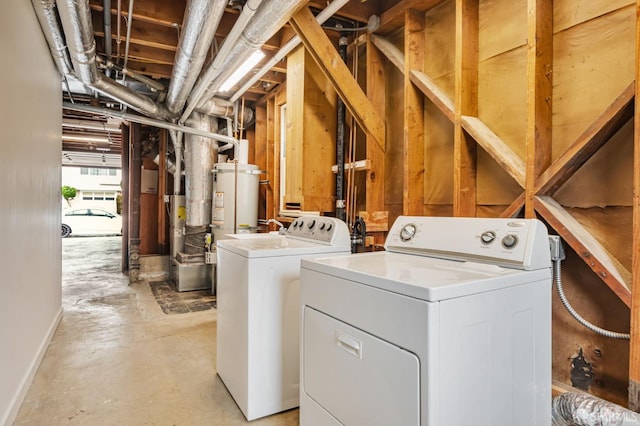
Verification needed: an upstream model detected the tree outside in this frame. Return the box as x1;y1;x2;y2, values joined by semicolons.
61;185;77;207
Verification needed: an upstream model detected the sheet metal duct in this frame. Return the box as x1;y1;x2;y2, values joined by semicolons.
56;0;172;120
166;0;226;115
191;0;306;109
196;97;254;125
31;0;74;76
183;112;217;253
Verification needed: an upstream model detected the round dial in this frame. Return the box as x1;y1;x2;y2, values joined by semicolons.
480;231;496;244
319;222;326;230
326;223;333;232
308;219;316;229
502;234;519;249
400;223;417;242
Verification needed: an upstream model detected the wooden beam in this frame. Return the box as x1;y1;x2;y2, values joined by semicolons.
535;196;631;307
410;70;455;122
371;35;404;72
500;192;525;218
525;0;553;218
461;116;526;189
536;82;635;196
629;0;640;411
453;0;478;217
378;0;448;35
157;129;167;253
290;6;385;152
366;33;386;218
403;9;426;215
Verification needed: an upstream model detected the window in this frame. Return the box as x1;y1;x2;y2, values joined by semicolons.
81;191;117;201
80;168;117;176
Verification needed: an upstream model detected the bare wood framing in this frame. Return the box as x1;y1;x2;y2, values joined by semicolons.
410;70;455;122
535;196;632;307
454;0;479;217
366;34;386;227
536;82;635;196
629;0;640;411
404;9;426;215
501;192;525;218
525;0;553;218
378;0;448;35
157;129;167;253
290;7;385;152
461;116;526;188
371;35;405;72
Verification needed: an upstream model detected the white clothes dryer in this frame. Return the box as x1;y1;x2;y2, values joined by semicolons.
216;215;351;421
300;216;552;426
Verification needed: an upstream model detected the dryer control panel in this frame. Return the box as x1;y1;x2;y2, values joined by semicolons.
385;216;551;270
287;216;351;246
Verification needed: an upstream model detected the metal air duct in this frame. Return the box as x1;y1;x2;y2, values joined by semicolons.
183;112;217;253
165;0;227;115
56;0;172;120
31;0;74;76
189;0;306;110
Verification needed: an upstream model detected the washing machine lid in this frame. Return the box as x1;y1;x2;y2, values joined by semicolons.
301;252;551;301
217;235;351;258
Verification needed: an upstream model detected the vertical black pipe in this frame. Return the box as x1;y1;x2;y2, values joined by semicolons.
121;124;130;273
335;34;348;222
129;123;142;282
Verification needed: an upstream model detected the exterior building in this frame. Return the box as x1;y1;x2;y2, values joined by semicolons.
61;166;122;212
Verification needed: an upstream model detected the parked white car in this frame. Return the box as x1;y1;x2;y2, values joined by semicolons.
61;208;122;237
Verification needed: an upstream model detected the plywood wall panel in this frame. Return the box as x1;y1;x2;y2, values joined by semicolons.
478;46;527;159
424;102;454;204
552;5;635;158
554;0;634;33
552;249;630;407
477;149;523;204
556;120;633;207
425;0;455;81
385;54;405;212
479;0;527;61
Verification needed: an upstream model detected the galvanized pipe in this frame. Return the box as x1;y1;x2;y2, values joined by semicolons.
57;0;172;119
165;0;226;115
63;102;238;145
103;0;112;77
181;0;263;124
195;0;305;105
122;0;134;71
31;0;74;76
230;0;350;102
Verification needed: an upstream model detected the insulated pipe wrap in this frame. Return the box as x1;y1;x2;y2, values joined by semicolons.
184;112;217;230
32;0;74;75
552;393;640;426
197;0;306;102
166;0;226;114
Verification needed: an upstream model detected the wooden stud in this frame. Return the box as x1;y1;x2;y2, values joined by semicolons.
366;34;386;240
535;196;631;306
525;0;553;218
461;116;526;188
454;0;479;217
535;82;635;196
410;70;455;122
371;35;405;72
404;9;426;216
629;0;640;411
290;7;385;152
157;129;167;253
378;0;448;35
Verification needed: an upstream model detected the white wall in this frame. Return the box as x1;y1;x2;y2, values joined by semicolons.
0;0;62;424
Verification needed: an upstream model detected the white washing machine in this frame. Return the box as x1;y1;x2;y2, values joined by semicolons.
300;216;552;426
216;216;351;421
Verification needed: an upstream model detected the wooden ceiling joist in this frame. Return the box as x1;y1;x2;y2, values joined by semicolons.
378;0;448;35
290;6;385;151
536;82;635;196
535;195;632;307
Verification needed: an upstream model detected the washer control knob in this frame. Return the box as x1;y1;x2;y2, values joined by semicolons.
298;220;304;228
308;219;316;230
319;222;326;230
326;223;333;232
400;223;417;242
480;231;496;244
502;234;519;249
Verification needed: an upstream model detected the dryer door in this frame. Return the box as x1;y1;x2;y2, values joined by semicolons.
302;307;420;425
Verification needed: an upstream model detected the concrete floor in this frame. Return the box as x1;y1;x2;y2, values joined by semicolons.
14;237;298;425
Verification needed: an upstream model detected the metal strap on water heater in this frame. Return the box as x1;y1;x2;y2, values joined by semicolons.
212;168;265;174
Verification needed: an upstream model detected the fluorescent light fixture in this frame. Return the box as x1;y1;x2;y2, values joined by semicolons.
62;134;111;144
219;50;265;92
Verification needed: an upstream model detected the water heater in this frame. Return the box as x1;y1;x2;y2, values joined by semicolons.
211;162;260;239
